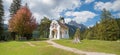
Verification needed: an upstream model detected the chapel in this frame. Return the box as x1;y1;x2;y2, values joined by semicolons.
49;17;69;39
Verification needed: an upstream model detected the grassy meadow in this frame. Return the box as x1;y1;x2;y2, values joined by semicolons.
0;41;78;55
54;39;120;55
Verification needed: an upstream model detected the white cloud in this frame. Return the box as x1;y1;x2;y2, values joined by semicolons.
33;13;42;23
64;18;72;23
65;11;73;16
23;0;81;20
3;0;81;24
114;13;120;18
94;0;120;11
4;21;8;24
4;0;12;4
88;24;94;28
3;0;13;24
41;0;55;5
85;0;94;4
65;11;96;23
4;12;10;24
97;21;100;24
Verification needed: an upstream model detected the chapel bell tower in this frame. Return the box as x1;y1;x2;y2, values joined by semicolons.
59;17;65;24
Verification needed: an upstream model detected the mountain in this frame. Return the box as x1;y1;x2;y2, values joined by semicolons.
66;21;87;38
3;24;8;30
68;21;87;31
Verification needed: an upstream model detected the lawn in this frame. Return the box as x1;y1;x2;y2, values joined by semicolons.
0;41;78;55
54;39;120;55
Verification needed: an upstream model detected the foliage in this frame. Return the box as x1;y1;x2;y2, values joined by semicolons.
9;0;21;40
9;0;21;16
0;0;4;34
39;17;51;38
8;4;37;39
98;9;119;41
0;31;11;41
84;9;120;41
0;0;4;40
116;18;120;39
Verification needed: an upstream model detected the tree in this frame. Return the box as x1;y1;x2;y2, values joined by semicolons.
73;28;81;43
83;9;119;41
85;27;95;40
39;17;51;38
116;18;120;39
0;0;4;40
101;9;112;20
9;0;21;40
9;0;21;17
8;4;37;40
97;9;119;41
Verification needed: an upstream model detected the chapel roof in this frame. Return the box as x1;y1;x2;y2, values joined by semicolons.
58;21;68;29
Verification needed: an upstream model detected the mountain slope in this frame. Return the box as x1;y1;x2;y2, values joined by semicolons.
66;21;87;38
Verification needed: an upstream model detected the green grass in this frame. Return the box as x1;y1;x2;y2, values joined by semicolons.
0;41;78;55
54;39;120;55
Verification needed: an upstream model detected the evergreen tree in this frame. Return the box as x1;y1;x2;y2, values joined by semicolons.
101;8;112;20
116;18;120;39
98;9;119;41
84;9;119;41
9;0;21;17
39;17;51;38
0;0;4;40
85;27;95;40
93;23;99;39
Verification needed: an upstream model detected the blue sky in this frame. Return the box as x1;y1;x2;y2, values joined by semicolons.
3;0;120;27
75;0;100;26
62;0;120;27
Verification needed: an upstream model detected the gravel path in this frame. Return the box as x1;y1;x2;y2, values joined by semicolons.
26;42;35;47
46;40;116;55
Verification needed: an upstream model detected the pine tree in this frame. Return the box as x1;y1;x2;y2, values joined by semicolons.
105;19;119;40
93;23;99;39
116;18;120;39
98;9;119;41
39;17;51;38
9;0;21;17
73;28;81;43
0;0;4;38
101;9;112;20
86;27;95;40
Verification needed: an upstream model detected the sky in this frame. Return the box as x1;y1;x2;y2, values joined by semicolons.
3;0;120;27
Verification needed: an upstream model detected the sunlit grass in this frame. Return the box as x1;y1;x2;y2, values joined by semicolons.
0;41;79;55
54;39;120;55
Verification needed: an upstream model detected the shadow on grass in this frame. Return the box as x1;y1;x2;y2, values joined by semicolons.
0;38;49;43
16;38;49;42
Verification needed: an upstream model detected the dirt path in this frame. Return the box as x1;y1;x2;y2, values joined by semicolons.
26;42;35;47
46;40;115;55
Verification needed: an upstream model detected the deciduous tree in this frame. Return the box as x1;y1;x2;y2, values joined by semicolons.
9;4;37;40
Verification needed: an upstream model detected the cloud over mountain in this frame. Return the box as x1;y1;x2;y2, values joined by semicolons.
65;11;96;23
